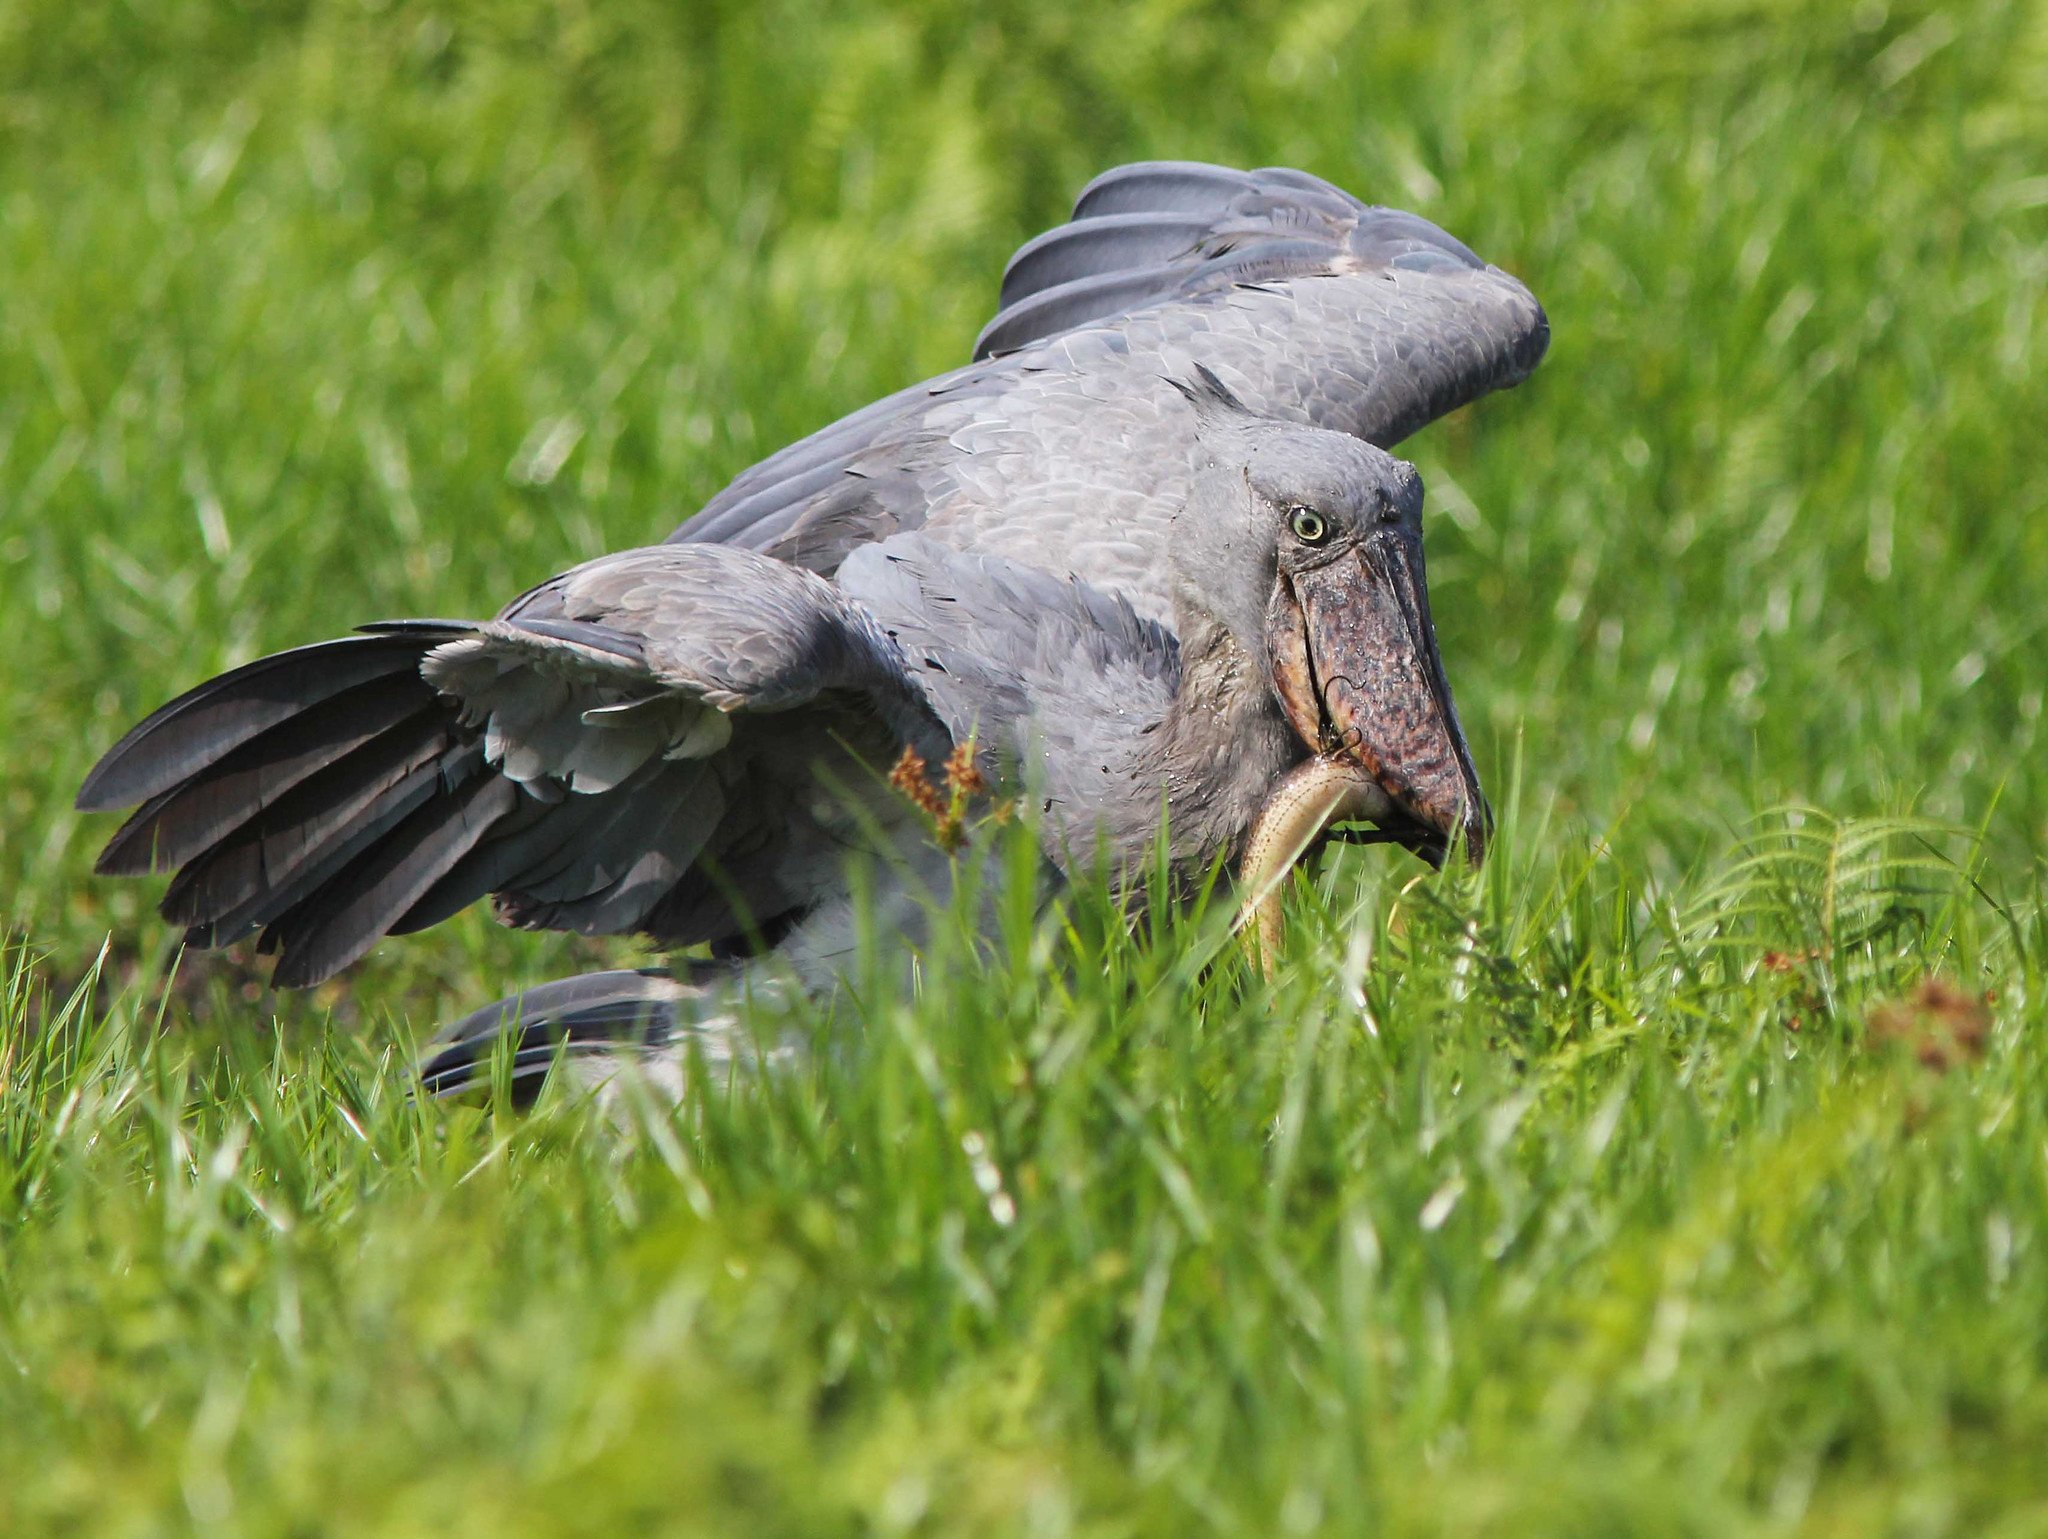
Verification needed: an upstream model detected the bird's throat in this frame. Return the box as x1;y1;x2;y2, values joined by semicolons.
1149;622;1306;865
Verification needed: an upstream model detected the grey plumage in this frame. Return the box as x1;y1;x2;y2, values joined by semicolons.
675;161;1546;616
76;159;1547;1093
837;536;1182;858
979;167;1486;358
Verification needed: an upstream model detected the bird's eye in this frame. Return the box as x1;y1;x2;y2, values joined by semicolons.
1287;505;1328;544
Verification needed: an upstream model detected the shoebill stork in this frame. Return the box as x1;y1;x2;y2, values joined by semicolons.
74;160;1547;1095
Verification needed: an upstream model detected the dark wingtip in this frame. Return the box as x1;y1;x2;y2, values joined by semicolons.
74;632;461;815
76;750;142;815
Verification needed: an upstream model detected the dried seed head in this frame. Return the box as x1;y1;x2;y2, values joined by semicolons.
944;740;988;799
888;747;946;821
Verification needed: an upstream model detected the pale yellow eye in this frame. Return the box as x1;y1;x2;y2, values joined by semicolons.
1288;505;1328;544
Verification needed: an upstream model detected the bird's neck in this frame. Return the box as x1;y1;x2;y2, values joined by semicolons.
1147;615;1305;863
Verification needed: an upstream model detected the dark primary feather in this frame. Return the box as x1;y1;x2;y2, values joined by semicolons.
391;776;646;936
93;674;432;877
76;633;455;813
261;770;519;988
494;763;725;935
160;708;467;933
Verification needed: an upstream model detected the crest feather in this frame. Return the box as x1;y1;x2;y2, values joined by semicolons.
1165;362;1255;421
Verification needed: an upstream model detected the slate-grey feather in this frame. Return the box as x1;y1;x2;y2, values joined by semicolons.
75;160;1547;1096
677;161;1546;614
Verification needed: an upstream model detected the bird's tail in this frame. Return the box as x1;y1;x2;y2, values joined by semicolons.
417;966;765;1102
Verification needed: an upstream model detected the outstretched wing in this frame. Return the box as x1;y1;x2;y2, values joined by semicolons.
76;546;948;987
671;160;1547;617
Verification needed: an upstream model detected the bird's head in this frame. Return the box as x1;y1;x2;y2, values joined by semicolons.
1168;368;1487;867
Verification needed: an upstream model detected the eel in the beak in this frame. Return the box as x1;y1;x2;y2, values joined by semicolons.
1245;522;1488;973
1237;756;1390;975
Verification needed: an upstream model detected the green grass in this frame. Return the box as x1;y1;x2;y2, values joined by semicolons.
3;0;2046;1532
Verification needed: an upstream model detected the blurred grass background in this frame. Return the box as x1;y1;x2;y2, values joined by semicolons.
2;0;2047;1533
